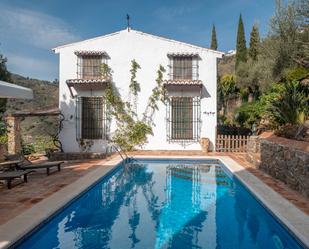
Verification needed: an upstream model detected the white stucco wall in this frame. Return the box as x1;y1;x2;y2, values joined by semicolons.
54;29;223;152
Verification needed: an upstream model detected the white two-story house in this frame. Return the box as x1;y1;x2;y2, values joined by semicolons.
53;29;223;153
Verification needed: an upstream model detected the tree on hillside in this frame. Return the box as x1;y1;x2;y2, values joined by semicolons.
249;24;260;61
269;0;301;76
295;0;309;68
210;24;218;50
0;53;10;82
236;57;273;96
236;14;247;68
236;0;307;92
219;74;238;115
0;52;11;114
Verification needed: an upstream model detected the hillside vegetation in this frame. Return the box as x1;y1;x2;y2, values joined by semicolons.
217;0;309;141
5;74;59;152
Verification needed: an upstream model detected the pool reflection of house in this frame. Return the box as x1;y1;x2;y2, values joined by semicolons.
50;161;279;249
159;164;220;248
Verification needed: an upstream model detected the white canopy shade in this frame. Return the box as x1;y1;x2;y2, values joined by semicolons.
0;80;33;99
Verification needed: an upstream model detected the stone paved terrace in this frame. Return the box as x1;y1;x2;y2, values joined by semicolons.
0;152;308;227
0;156;116;225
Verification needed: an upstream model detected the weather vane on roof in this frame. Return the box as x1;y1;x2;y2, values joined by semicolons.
126;14;130;31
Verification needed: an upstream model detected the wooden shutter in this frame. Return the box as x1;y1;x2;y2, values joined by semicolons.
82;56;102;79
172;57;193;80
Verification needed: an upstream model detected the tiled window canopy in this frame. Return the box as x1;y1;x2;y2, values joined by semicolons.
66;79;109;84
163;79;202;86
66;79;108;98
74;50;108;57
167;52;199;58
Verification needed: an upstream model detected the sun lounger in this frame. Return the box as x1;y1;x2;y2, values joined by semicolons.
0;170;33;189
17;161;64;176
5;154;64;176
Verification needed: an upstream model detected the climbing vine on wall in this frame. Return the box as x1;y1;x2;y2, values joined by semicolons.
143;65;166;126
101;60;166;151
128;59;141;118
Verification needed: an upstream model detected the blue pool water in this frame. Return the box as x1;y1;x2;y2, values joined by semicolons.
16;159;304;249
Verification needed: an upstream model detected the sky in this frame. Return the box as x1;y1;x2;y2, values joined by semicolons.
0;0;276;81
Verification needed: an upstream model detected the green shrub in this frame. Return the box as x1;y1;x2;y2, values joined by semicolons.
0;134;7;145
33;136;56;153
239;88;249;102
266;80;309;127
0;120;7;145
234;101;264;128
284;67;309;82
113;121;152;151
234;80;308;133
0;120;6;136
22;143;35;155
259;83;285;105
218;114;228;125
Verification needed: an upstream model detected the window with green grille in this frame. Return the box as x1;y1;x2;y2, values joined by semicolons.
167;96;201;142
76;96;109;140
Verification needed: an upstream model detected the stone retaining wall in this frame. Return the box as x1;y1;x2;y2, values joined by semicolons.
246;136;261;167
247;136;260;153
259;138;309;198
0;144;7;162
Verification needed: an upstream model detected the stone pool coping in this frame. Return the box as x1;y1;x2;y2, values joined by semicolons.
0;155;308;248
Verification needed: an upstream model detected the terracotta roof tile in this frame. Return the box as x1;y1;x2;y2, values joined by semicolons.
163;79;202;86
66;78;109;85
167;52;199;57
74;50;107;56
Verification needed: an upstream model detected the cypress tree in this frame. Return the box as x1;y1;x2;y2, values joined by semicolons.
236;14;247;68
210;24;218;50
249;24;260;61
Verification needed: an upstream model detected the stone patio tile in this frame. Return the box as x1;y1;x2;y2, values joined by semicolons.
0;156;118;226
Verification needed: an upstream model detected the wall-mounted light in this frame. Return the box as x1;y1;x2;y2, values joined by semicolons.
203;111;216;116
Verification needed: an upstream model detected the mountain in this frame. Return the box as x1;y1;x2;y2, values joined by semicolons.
5;74;59;151
218;54;235;77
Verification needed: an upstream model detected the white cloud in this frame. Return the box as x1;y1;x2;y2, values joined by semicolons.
0;4;80;49
155;5;199;22
7;54;57;81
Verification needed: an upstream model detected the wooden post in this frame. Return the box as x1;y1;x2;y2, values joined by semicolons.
227;135;229;152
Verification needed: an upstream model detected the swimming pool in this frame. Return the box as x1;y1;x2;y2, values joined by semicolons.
15;159;304;249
